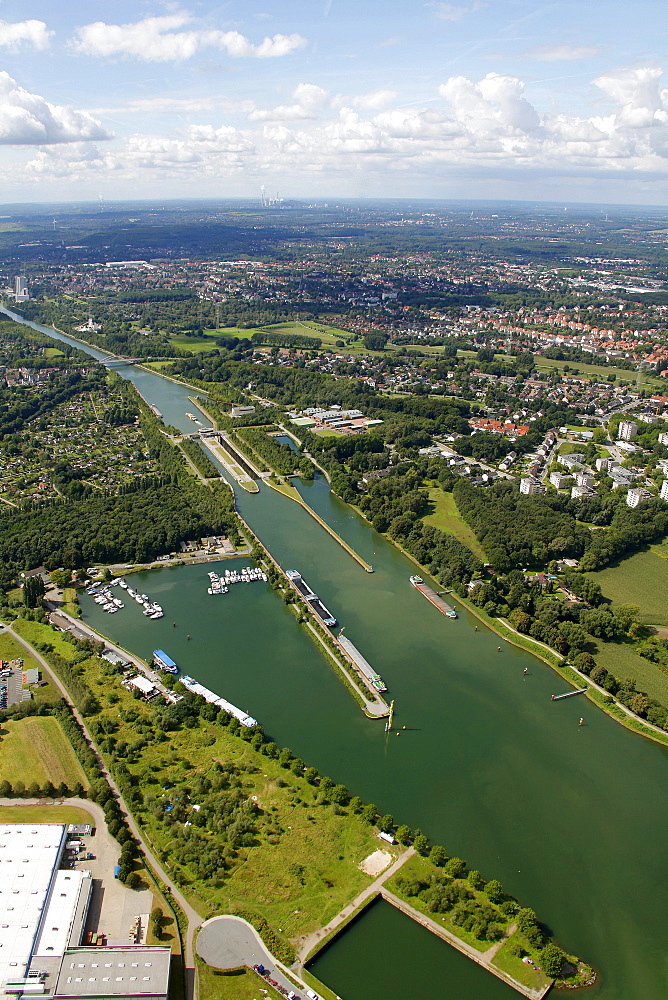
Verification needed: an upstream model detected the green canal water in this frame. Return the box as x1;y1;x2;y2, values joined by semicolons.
7;307;668;1000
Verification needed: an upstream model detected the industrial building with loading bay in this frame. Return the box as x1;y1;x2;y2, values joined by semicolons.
0;824;170;1000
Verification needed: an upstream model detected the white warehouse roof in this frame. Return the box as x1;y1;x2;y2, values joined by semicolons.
0;825;67;991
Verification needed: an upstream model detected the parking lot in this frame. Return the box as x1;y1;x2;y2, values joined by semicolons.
67;823;155;945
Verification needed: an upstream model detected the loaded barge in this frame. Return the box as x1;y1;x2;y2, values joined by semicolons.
180;674;257;727
410;575;457;618
338;635;387;692
286;570;337;627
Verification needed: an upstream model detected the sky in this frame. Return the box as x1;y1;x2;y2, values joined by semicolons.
0;0;666;206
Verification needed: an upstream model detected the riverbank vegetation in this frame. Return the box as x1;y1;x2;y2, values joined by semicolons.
0;607;591;986
178;437;219;479
389;855;594;991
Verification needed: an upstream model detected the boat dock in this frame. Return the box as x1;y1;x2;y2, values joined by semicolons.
180;674;257;727
286;570;337;627
410;576;457;618
337;635;387;693
551;688;588;701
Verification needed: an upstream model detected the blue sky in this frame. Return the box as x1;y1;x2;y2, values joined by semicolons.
0;0;665;204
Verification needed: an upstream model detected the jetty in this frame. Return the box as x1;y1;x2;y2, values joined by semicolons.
266;478;374;572
551;688;588;701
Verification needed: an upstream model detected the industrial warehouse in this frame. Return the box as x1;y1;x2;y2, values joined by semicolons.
0;824;170;1000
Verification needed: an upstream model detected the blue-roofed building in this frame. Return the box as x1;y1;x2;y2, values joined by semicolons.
153;649;177;672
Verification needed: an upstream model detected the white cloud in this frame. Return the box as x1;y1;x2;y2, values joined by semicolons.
350;89;398;111
89;95;255;116
0;71;112;145
9;65;668;195
71;13;306;62
528;45;599;62
439;72;540;134
0;19;52;51
427;2;485;22
248;83;328;121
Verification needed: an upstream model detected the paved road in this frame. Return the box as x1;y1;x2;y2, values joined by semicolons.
197;916;318;1000
0;624;204;1000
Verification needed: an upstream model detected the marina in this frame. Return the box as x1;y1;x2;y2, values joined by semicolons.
409;575;457;618
86;578;164;618
286;569;337;627
207;565;267;594
180;674;257;727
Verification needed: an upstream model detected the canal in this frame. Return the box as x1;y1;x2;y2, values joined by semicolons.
6;306;668;1000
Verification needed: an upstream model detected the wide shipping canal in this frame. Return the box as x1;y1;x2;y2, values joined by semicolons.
7;307;668;1000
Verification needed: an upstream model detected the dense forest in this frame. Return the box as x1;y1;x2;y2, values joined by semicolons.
453;478;668;572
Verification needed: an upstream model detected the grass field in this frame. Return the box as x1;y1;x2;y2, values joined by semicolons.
154;725;384;935
0;631;40;667
651;538;668;560
533;356;663;389
197;961;284;1000
422;487;486;561
167;333;222;353
592;638;668;705
0;716;89;789
0;805;94;824
492;934;552;992
589;549;668;625
11;618;81;660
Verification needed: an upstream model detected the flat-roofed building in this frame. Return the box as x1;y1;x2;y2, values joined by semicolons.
0;824;69;990
626;487;653;508
0;824;170;1000
519;477;546;495
617;420;638;442
53;946;170;1000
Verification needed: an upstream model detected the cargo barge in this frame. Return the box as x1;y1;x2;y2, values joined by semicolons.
180;674;257;727
285;570;337;627
410;575;457;618
337;635;387;692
